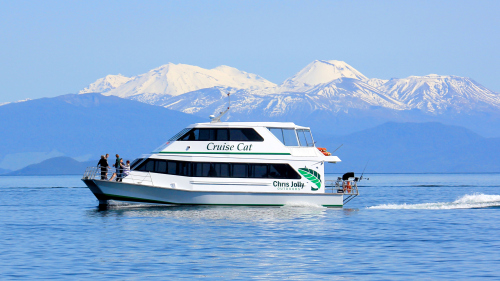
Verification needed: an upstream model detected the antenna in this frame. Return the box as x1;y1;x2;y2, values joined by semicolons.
359;159;370;181
331;144;343;154
211;92;231;123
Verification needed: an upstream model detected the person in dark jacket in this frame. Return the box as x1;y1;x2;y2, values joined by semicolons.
97;155;109;180
117;158;126;182
114;154;122;182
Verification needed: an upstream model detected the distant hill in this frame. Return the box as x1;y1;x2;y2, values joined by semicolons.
0;93;204;171
317;122;500;173
2;91;499;173
6;122;500;175
6;157;95;175
0;168;12;175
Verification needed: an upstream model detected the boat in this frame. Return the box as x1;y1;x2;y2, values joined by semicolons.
82;97;360;208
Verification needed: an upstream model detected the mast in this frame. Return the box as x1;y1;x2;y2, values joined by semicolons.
210;92;231;123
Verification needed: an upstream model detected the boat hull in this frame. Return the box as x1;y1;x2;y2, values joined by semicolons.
82;179;344;207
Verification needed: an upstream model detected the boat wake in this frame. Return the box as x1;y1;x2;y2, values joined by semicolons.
368;193;500;210
282;201;325;208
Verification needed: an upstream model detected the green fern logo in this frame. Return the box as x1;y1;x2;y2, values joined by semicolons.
298;168;321;191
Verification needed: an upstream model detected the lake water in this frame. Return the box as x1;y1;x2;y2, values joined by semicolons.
1;174;500;280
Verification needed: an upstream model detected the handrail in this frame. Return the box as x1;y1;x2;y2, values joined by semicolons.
325;179;359;195
325;179;359;205
82;166;154;186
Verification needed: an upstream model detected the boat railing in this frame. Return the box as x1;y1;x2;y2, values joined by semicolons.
82;166;154;186
325;178;359;204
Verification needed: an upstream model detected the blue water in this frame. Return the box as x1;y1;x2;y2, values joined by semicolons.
1;174;500;280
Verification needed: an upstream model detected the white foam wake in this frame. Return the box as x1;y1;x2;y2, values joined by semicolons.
368;193;500;210
282;201;325;208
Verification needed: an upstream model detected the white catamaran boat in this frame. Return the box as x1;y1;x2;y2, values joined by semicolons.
82;98;360;207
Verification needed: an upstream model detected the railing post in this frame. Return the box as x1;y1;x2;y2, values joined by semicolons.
148;171;154;186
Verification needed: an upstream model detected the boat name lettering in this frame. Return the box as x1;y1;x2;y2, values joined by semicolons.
206;142;253;151
273;181;304;190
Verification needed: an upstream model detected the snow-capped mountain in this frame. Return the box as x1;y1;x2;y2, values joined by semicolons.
79;74;132;95
366;78;389;88
304;78;406;111
144;61;404;119
150;77;406;121
0;98;33;107
79;60;500;136
280;60;368;92
80;63;276;99
380;74;500;113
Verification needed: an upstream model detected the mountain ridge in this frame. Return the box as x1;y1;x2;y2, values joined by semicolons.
79;60;500;115
78;60;500;136
3;121;500;174
80;63;277;99
318;122;500;173
0;93;204;170
6;157;96;175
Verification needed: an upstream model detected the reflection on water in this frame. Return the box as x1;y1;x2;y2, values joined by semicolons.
87;201;345;222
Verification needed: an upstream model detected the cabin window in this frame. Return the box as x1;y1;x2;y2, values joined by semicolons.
216;129;228;141
130;158;143;170
304;130;314;146
296;129;314;147
178;129;197;141
145;160;155;172
133;159;300;179
155;161;167;173
282;129;299;146
232;163;248;178
177;128;263;142
268;128;314;147
167;161;177;175
269;163;294;179
229;128;263;141
268;128;284;143
297;130;307;147
198;129;214;141
213;163;231;177
178;161;191;176
193;163;211;177
250;164;268;178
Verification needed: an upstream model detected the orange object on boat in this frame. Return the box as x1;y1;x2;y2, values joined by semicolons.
345;181;352;193
317;147;331;156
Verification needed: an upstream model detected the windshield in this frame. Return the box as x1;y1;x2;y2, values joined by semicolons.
268;128;314;147
296;129;314;147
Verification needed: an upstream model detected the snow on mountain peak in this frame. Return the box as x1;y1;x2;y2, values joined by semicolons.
83;63;276;99
77;61;500;118
281;60;368;91
79;74;132;95
211;65;277;90
366;78;389;88
380;74;500;113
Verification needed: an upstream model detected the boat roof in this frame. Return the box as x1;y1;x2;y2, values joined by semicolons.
191;122;310;129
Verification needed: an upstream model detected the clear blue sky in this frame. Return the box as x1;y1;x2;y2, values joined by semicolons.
0;0;498;103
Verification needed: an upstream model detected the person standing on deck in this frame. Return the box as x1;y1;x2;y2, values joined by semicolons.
121;160;131;179
117;158;125;182
114;154;122;182
97;155;109;180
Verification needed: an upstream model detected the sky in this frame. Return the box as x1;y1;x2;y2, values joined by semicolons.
0;0;499;103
